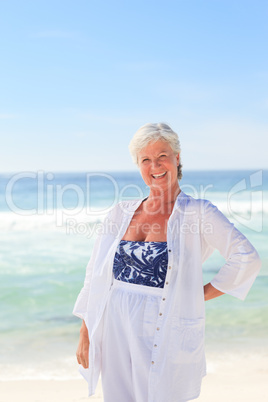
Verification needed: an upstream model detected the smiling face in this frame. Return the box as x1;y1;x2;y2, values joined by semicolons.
137;139;180;191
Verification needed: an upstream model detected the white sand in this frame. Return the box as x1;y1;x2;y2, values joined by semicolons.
1;353;267;402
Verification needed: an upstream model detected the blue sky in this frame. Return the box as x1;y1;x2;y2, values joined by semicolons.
0;0;267;172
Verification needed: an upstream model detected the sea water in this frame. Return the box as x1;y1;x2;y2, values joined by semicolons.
0;170;267;380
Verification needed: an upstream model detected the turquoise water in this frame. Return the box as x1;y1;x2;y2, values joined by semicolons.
0;170;267;379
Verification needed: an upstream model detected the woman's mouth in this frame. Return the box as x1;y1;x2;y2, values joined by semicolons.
151;172;167;179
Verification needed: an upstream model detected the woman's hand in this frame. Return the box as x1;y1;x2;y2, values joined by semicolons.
204;282;225;301
76;320;90;368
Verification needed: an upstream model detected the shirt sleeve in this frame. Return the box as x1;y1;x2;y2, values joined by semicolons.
72;209;113;320
72;233;104;320
202;200;261;301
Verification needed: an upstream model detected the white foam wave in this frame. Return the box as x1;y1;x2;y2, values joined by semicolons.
0;357;81;381
0;208;106;232
0;199;267;233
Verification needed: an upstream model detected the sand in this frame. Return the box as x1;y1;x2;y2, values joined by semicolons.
1;352;267;402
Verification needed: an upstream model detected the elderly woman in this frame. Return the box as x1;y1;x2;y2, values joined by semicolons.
73;123;261;402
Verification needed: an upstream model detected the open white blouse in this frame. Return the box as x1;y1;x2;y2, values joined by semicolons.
73;190;261;401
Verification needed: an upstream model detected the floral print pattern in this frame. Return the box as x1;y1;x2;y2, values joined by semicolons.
113;240;168;288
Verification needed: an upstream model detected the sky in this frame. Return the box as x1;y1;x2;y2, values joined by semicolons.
0;0;267;172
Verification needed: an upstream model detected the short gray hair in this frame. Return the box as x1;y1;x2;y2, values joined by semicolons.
129;122;183;180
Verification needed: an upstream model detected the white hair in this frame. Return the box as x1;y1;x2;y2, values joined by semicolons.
129;122;183;180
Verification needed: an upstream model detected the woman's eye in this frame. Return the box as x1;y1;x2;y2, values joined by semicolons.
142;158;149;163
160;154;166;158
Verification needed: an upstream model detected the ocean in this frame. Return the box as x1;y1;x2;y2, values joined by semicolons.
0;170;267;381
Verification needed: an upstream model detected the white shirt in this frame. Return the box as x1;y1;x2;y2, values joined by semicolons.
73;191;261;401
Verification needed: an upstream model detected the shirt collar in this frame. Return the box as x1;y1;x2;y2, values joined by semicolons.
173;189;187;210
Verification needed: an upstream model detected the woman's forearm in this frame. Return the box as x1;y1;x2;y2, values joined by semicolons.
204;282;225;301
76;320;90;368
80;319;88;335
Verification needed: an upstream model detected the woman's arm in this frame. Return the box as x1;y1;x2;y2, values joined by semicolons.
76;320;90;368
204;282;225;301
202;200;261;301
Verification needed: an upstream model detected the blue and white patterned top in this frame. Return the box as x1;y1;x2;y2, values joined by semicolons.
113;240;168;288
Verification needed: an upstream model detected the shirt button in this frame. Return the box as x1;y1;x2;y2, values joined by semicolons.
166;281;169;285
154;344;157;347
159;312;162;316
168;266;172;269
162;298;166;301
151;361;155;365
157;327;160;331
168;249;171;252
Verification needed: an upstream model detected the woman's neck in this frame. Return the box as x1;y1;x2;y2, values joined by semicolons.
144;185;181;214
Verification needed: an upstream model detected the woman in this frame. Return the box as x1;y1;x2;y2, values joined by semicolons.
73;123;261;402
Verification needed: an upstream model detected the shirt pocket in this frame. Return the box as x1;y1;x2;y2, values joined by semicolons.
168;317;205;364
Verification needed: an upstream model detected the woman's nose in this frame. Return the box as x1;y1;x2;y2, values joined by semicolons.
152;159;161;169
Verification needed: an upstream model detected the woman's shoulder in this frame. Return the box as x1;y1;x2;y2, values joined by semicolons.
183;194;225;221
181;192;212;211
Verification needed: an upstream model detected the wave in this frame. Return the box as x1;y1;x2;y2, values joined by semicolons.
0;358;81;381
0;198;267;232
0;209;106;232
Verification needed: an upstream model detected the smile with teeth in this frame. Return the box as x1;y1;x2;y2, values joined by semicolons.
152;172;167;179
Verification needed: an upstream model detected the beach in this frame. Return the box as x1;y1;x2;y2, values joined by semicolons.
1;351;268;402
0;170;267;402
